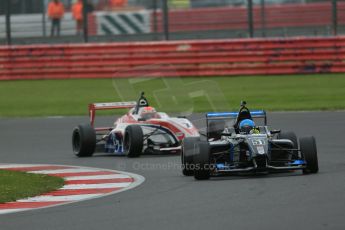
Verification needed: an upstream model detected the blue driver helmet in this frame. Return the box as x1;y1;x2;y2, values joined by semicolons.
239;119;255;134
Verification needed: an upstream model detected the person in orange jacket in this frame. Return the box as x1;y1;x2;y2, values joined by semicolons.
47;0;65;36
72;0;84;35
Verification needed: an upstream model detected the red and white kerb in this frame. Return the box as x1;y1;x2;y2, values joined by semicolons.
0;164;144;215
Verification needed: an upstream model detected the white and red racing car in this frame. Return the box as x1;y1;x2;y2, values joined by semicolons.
72;92;199;157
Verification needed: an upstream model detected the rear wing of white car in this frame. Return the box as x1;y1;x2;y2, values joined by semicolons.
88;101;137;127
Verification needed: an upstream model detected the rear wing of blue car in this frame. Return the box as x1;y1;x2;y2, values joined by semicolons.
206;110;267;125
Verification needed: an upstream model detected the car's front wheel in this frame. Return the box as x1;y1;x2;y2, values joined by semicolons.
278;131;298;159
124;125;143;158
181;137;201;176
193;141;211;180
300;136;319;174
72;124;96;157
207;120;225;140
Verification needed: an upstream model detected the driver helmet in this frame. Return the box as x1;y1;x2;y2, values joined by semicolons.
140;106;158;120
239;119;255;134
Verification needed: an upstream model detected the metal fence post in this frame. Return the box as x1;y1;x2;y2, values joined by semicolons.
260;0;266;37
332;0;338;36
83;0;89;43
247;0;254;38
153;0;158;34
5;0;11;45
162;0;169;40
42;0;47;37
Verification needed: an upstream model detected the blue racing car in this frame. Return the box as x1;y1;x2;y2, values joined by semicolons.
181;101;319;180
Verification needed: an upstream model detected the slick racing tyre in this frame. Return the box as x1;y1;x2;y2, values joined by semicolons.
181;137;201;176
207;120;225;140
300;136;319;174
124;125;143;158
193;141;211;180
72;124;96;157
278;131;298;159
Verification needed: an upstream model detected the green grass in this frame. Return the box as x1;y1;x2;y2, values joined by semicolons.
0;170;64;203
0;74;344;117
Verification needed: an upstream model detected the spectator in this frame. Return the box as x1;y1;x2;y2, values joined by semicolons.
47;0;65;37
72;0;83;35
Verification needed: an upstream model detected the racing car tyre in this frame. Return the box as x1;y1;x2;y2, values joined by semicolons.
193;141;211;180
72;124;96;157
300;136;319;174
207;120;225;140
182;137;201;176
124;125;143;158
278;131;298;159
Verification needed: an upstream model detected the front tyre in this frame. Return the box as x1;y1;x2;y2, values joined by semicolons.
193;141;211;180
124;125;143;158
278;131;298;159
207;120;225;140
300;136;319;174
72;124;96;157
181;137;200;176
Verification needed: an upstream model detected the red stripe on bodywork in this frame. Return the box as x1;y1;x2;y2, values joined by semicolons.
146;120;197;139
66;178;134;184
44;188;122;196
0;166;72;172
48;171;118;178
0;201;65;209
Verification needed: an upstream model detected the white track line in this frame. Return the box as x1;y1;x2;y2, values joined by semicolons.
65;174;131;181
61;183;131;189
0;209;30;214
0;164;45;169
17;194;102;202
28;168;100;174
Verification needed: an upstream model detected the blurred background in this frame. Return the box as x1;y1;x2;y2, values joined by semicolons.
0;0;344;45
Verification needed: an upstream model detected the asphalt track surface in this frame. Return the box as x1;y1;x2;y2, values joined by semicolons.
0;112;344;230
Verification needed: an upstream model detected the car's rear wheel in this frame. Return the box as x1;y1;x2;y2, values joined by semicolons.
181;137;200;176
124;125;143;158
300;136;319;174
72;124;96;157
193;141;211;180
278;131;298;159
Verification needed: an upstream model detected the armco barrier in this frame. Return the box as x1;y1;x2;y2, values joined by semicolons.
1;36;345;80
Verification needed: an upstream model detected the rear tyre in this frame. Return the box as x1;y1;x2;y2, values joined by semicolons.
72;124;96;157
124;125;143;158
193;141;211;180
181;137;200;176
278;131;298;159
207;120;225;140
300;136;319;174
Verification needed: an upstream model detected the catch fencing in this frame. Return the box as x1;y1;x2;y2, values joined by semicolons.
1;1;345;45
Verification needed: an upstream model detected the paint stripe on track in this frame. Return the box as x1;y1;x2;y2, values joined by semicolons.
0;164;145;215
65;174;131;180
